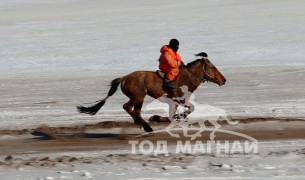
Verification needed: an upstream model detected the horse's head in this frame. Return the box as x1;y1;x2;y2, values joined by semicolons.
202;57;226;86
187;52;226;86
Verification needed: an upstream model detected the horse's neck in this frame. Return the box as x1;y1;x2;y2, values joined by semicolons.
180;65;204;91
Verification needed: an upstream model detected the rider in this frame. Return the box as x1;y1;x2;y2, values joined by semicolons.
159;39;183;89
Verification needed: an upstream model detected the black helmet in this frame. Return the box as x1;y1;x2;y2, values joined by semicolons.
169;39;179;52
169;39;179;47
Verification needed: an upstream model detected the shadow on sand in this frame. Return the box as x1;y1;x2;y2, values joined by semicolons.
31;131;121;140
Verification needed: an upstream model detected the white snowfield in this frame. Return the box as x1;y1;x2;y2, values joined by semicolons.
0;0;305;179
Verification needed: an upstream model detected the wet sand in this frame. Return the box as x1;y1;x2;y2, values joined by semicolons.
1;117;304;156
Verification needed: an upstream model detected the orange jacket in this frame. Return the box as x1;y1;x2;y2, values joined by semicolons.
159;45;182;71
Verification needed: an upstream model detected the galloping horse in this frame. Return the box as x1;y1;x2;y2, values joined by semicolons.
77;53;226;133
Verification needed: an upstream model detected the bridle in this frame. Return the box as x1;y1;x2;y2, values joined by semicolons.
185;58;218;83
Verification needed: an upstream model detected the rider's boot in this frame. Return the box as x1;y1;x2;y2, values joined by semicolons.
163;78;175;89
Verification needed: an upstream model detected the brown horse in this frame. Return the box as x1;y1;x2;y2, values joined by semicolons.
77;52;226;133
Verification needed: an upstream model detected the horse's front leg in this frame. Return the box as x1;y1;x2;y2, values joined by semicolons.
169;103;179;122
149;115;170;122
177;102;195;120
164;103;181;138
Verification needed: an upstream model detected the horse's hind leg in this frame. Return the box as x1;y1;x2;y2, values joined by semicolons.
134;101;153;133
177;102;195;120
123;99;153;133
123;99;141;126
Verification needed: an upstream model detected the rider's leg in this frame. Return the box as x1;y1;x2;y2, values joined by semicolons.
163;69;179;89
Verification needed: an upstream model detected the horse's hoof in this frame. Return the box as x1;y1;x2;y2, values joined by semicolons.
143;132;154;137
143;125;153;133
149;115;161;122
145;129;153;133
148;132;154;136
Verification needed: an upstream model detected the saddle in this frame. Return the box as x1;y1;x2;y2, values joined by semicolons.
156;70;165;79
156;70;177;92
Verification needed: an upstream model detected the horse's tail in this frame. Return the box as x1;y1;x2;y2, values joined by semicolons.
76;77;122;115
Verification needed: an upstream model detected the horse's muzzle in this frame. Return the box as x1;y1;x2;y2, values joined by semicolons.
218;78;226;86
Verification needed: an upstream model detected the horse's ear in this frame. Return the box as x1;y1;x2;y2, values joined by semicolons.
195;52;208;58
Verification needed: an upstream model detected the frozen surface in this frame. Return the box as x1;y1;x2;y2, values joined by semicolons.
0;1;304;123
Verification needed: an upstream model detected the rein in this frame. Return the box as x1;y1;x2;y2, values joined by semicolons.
185;59;212;83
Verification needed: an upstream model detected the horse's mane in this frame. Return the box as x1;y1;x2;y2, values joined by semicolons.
186;59;202;69
186;52;208;69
